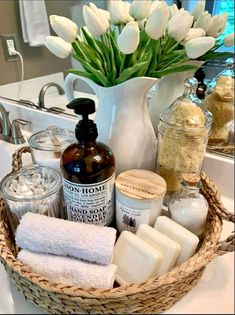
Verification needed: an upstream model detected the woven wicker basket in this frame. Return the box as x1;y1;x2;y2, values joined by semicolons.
0;146;234;314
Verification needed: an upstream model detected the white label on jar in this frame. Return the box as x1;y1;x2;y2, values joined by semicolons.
116;200;150;233
62;173;115;226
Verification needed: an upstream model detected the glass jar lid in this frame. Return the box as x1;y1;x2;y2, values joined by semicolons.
206;58;234;101
28;126;75;152
159;78;212;132
0;165;62;202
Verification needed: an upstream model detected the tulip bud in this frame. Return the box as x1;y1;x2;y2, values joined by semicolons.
182;28;205;45
207;13;228;38
185;36;215;59
149;1;170;21
130;0;152;21
193;11;212;33
44;36;72;58
168;4;179;18
117;21;140;54
49;15;78;43
223;33;235;47
109;0;133;25
192;0;206;20
145;7;168;40
167;9;194;42
83;3;109;37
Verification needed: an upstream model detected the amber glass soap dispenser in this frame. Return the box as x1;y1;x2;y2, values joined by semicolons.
61;98;115;226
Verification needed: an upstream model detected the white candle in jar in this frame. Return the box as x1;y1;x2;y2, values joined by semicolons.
115;169;167;233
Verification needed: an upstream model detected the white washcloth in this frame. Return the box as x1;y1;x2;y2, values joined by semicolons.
18;250;117;289
16;213;117;265
19;0;50;46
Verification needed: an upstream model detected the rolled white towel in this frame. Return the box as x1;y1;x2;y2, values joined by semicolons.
16;213;116;265
18;250;117;289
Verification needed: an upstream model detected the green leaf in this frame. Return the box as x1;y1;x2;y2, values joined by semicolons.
73;58;111;87
150;65;199;78
109;32;122;71
146;40;160;76
200;51;234;61
78;42;104;71
67;69;100;84
116;61;148;84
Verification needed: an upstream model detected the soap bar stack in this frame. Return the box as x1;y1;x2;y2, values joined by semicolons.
113;216;199;285
16;213;117;289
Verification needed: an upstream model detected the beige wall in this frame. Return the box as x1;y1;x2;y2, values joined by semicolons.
0;0;77;85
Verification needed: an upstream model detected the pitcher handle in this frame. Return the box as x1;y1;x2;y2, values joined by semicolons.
64;73;99;102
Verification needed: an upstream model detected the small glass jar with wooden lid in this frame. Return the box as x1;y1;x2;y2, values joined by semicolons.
115;169;167;233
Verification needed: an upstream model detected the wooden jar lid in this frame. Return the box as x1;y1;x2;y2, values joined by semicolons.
115;169;167;200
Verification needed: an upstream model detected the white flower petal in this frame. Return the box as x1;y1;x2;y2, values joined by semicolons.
44;36;72;58
185;36;215;59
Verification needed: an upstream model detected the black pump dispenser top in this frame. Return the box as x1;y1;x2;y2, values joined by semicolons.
67;98;98;142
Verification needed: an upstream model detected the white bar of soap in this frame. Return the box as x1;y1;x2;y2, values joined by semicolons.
113;231;163;285
154;216;199;265
136;224;181;276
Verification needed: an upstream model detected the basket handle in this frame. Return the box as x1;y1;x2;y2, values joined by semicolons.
215;232;235;256
201;171;235;223
11;146;33;172
200;171;234;257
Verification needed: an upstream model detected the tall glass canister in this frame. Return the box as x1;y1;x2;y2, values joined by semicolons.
156;78;212;200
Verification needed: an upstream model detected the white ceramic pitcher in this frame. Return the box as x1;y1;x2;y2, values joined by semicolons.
64;74;158;175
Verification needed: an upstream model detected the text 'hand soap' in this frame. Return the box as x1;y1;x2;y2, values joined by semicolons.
61;98;115;226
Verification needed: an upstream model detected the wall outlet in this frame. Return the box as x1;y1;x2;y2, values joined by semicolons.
1;34;20;61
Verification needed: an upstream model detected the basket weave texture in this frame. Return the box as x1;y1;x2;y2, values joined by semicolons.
0;146;234;314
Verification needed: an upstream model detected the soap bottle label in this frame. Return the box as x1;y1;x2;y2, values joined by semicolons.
116;200;150;233
63;173;115;226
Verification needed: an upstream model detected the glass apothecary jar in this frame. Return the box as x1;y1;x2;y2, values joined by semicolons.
28;126;75;173
168;173;209;238
204;58;234;145
156;78;212;197
0;165;63;234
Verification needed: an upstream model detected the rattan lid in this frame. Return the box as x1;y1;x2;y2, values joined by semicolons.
115;169;166;200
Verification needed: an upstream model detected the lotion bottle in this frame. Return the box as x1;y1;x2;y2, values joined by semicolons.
61;98;115;226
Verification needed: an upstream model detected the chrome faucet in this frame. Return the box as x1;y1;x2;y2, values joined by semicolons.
0;103;11;138
0;102;31;144
38;82;65;109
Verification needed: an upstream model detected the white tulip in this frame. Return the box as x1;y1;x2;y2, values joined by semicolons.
207;13;228;38
83;3;109;37
191;0;206;20
109;0;133;25
149;1;170;21
185;36;215;59
130;0;152;21
223;33;235;47
168;4;179;18
49;15;78;43
193;11;212;33
145;6;168;40
44;36;72;58
182;28;205;45
117;21;140;54
167;9;194;42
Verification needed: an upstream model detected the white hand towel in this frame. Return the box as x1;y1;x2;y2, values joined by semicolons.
16;213;117;265
19;0;50;47
18;250;117;289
